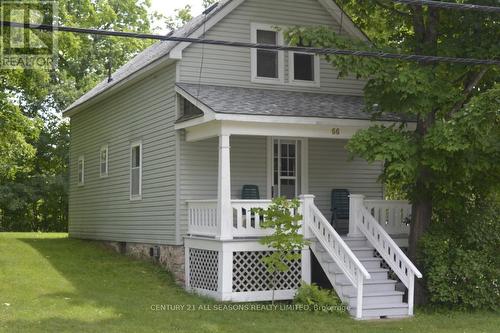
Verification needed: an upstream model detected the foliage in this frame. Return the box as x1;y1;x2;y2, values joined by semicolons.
293;283;346;314
0;98;41;180
256;197;308;274
2;233;500;332
0;0;155;231
165;5;193;31
285;0;499;263
254;197;309;303
419;197;500;310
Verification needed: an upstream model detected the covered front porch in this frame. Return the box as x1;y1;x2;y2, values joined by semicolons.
174;84;420;318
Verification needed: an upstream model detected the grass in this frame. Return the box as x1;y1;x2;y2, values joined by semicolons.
0;233;498;333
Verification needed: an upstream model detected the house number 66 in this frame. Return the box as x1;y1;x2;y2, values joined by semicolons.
331;128;341;135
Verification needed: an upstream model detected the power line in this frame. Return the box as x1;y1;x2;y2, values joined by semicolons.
1;21;499;66
393;0;500;13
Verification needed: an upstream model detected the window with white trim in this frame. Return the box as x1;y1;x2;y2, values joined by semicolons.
251;23;284;83
78;156;85;185
289;51;320;86
130;142;142;199
100;145;108;177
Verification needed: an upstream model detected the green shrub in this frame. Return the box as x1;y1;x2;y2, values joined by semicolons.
293;283;347;314
420;199;500;310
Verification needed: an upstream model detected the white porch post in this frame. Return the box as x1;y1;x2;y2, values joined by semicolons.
299;194;314;284
217;134;233;240
348;194;365;237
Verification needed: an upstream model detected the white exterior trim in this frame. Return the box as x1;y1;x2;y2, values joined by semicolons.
129;140;143;201
169;0;247;59
181;119;416;142
250;23;285;85
316;0;369;41
288;51;321;87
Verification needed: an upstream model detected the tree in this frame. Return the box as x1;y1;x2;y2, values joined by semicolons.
0;0;155;231
254;197;309;304
286;0;499;303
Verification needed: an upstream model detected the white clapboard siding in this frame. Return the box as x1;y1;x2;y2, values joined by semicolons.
308;139;384;219
178;0;366;95
68;64;178;244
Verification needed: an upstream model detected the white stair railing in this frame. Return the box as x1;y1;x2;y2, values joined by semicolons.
364;200;411;235
357;206;423;316
307;203;371;319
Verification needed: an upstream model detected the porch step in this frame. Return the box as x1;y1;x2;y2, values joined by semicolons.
350;247;375;258
349;302;409;319
344;290;404;307
359;257;383;269
341;236;369;248
330;267;389;282
338;279;398;294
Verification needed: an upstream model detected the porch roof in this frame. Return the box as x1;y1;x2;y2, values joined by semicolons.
176;83;409;123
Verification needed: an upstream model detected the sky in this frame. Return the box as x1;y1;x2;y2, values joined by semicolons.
149;0;205;32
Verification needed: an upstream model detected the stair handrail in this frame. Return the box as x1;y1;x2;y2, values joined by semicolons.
309;204;371;284
357;206;422;315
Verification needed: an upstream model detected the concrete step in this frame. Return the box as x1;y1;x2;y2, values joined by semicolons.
343;290;404;307
339;279;398;294
349;302;409;319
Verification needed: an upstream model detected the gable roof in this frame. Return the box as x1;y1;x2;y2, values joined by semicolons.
63;0;368;115
176;83;408;122
63;1;234;115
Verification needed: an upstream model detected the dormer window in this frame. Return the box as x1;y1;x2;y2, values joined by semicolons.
289;51;320;86
251;23;284;84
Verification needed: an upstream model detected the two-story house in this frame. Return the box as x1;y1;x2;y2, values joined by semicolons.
63;0;421;320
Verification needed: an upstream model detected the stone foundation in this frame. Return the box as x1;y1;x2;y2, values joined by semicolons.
101;241;185;285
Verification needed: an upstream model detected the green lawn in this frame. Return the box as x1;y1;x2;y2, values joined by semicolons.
0;233;497;333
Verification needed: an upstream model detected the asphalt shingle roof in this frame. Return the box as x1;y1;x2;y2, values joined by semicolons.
63;1;232;113
176;83;407;122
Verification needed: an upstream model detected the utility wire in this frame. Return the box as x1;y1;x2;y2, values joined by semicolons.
393;0;500;13
2;21;499;66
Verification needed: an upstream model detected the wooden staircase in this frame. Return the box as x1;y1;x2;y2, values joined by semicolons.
303;195;422;320
310;237;409;319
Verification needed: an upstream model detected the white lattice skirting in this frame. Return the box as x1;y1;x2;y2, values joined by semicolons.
189;248;219;292
185;238;310;302
232;251;301;292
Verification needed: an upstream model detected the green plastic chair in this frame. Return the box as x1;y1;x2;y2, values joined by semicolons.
330;189;350;235
241;185;260;200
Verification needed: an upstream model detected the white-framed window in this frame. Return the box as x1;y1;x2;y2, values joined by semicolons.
130;141;142;200
77;156;85;186
251;23;284;84
289;51;320;86
100;145;108;177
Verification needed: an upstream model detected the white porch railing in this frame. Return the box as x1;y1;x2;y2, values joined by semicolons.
351;196;422;316
364;200;411;235
187;200;218;237
307;202;371;319
231;199;274;237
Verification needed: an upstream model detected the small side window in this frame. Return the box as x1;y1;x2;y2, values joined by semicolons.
130;142;142;200
78;156;85;185
100;145;108;177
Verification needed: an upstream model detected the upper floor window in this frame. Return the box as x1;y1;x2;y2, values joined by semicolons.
130;141;142;200
78;156;85;186
289;51;320;86
100;145;108;177
251;23;284;84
